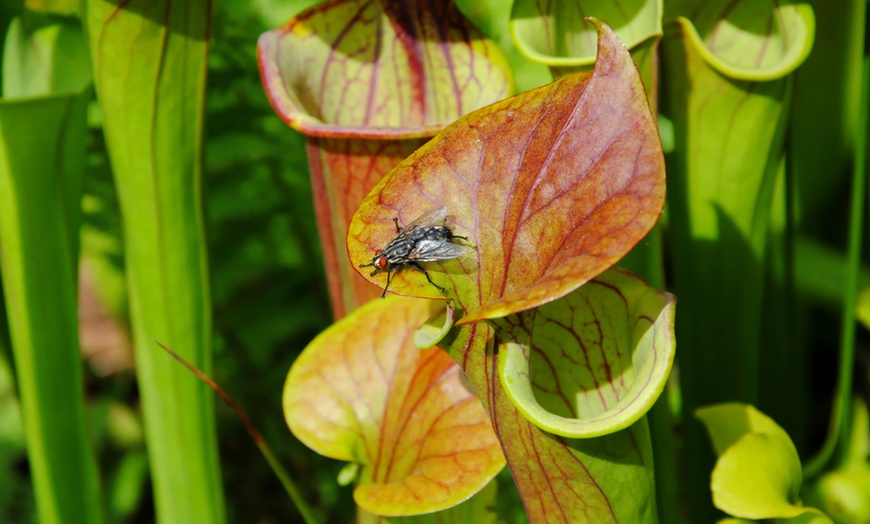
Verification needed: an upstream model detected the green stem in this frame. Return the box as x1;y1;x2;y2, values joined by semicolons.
257;443;320;524
649;396;682;524
0;90;102;523
804;29;869;478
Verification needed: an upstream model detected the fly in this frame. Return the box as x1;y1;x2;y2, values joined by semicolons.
359;207;470;298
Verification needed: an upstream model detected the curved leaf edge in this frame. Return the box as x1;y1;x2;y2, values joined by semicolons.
283;296;505;517
256;33;448;140
455;17;665;325
509;15;663;68
671;5;815;81
413;302;456;349
497;269;676;438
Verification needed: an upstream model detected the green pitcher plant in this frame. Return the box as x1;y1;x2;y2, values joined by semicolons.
266;4;676;517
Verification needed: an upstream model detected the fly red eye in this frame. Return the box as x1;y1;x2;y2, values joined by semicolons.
376;256;389;269
374;249;382;255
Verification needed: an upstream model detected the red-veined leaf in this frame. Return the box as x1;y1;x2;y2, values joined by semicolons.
497;268;676;438
347;19;664;323
258;0;513;316
283;297;504;516
445;299;661;523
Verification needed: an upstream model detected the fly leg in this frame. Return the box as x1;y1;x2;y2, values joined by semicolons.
409;262;446;294
381;269;392;299
392;217;404;234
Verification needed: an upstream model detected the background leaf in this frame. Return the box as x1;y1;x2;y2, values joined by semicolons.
668;0;814;80
84;0;226;521
697;403;831;522
258;0;514;316
0;15;100;523
711;433;803;519
511;0;662;67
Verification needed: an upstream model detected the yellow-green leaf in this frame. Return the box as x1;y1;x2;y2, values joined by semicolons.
497;268;676;438
284;297;504;516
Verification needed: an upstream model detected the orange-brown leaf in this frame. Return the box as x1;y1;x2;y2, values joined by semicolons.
283;297;504;516
348;20;664;322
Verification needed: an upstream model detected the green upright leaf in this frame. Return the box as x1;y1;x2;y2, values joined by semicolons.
84;1;225;522
0;16;101;524
662;4;815;519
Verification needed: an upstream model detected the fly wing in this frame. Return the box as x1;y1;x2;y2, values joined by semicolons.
407;239;470;262
403;207;447;230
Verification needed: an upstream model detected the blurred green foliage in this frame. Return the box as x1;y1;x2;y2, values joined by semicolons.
0;0;347;521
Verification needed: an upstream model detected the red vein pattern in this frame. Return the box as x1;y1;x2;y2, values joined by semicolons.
447;316;657;523
348;20;665;323
258;0;512;137
257;0;513;317
496;268;676;438
284;297;504;516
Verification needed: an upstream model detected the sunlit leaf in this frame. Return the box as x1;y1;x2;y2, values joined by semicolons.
348;19;665;324
697;403;831;522
497;268;675;438
445;320;657;523
670;1;814;80
284;297;504;516
344;21;669;521
711;433;802;519
511;0;662;67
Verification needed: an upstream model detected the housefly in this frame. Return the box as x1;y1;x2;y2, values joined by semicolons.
359;207;470;298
